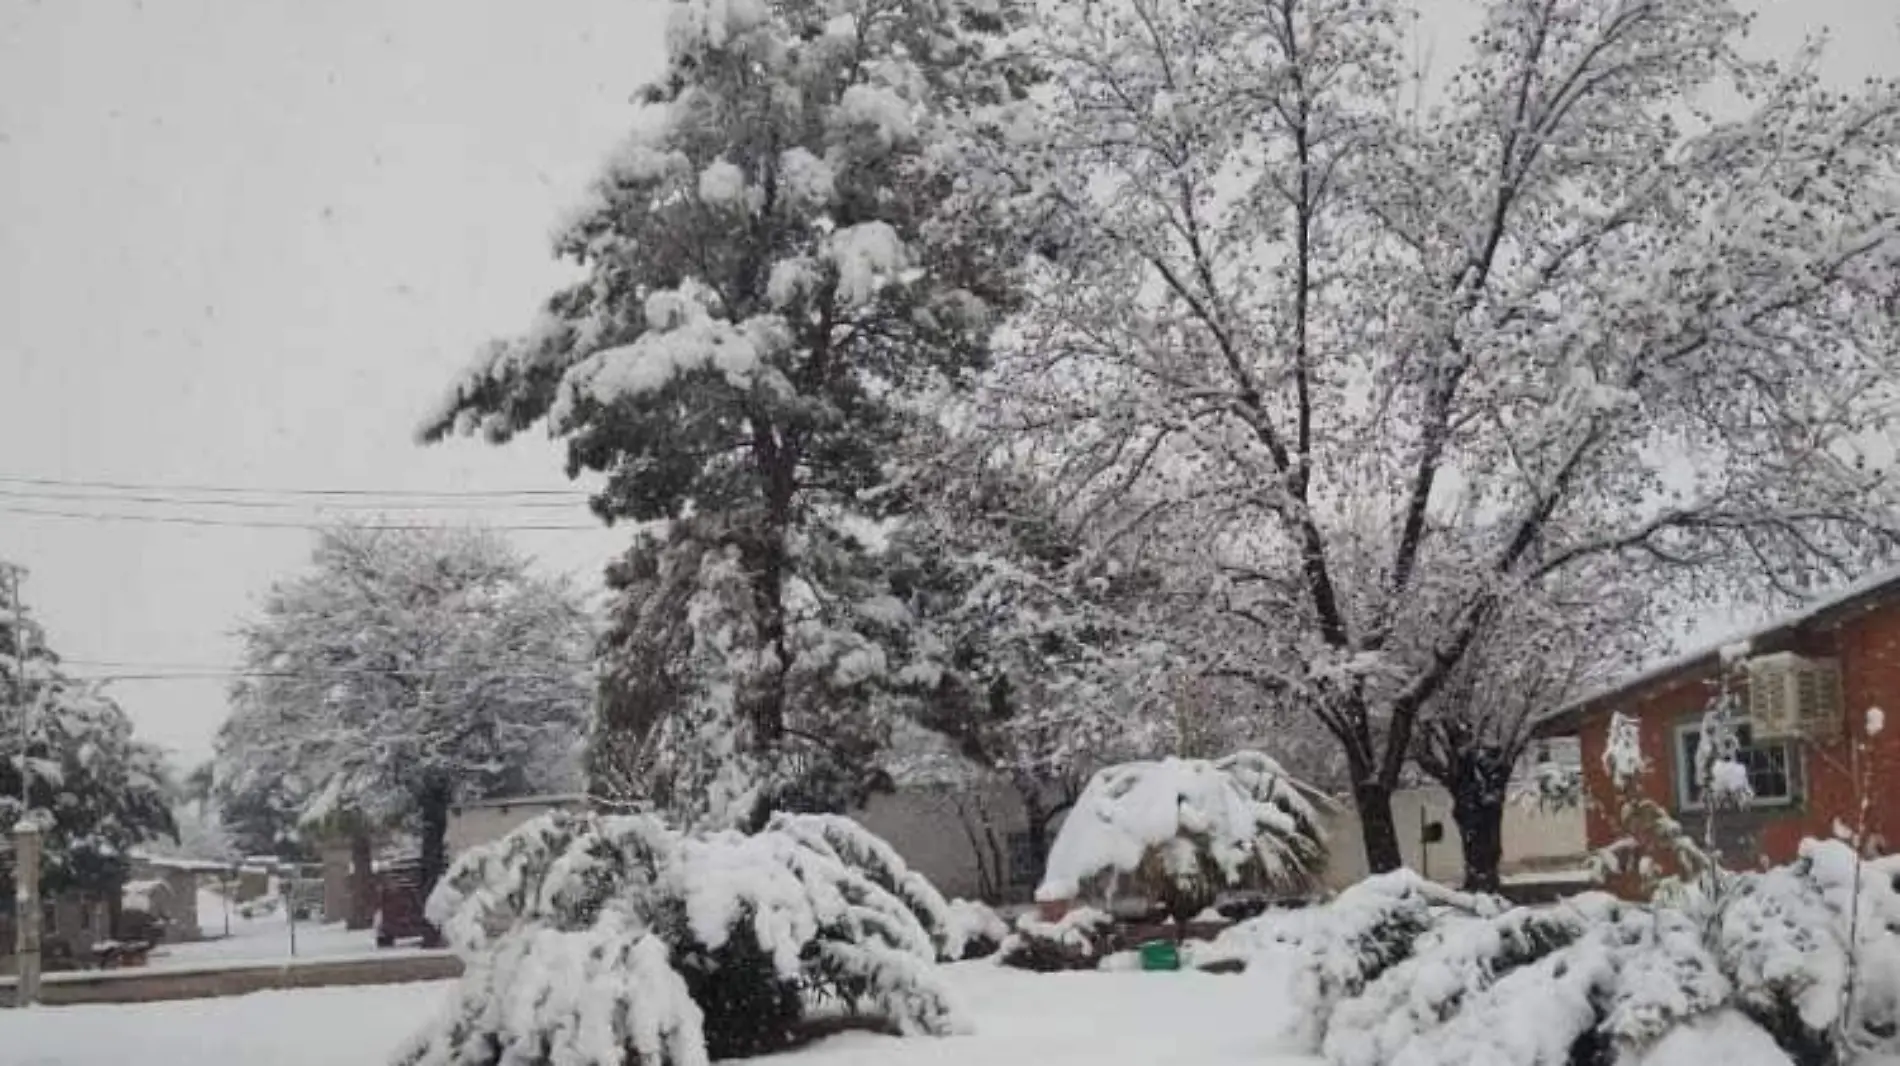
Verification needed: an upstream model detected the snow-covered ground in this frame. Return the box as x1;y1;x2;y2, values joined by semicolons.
139;890;414;970
3;962;1318;1066
5;981;445;1066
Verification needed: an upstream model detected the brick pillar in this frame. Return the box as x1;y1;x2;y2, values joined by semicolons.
14;821;41;1006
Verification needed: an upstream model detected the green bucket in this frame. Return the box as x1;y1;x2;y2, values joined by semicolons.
1138;939;1180;972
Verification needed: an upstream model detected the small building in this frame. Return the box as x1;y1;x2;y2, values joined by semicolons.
1538;568;1900;889
445;794;588;859
122;853;228;942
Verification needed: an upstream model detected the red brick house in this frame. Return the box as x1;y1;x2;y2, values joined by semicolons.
1538;570;1900;881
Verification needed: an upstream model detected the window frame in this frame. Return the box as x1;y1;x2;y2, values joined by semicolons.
1672;719;1799;811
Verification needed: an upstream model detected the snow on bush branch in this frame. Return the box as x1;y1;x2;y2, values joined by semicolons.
398;810;967;1066
1200;840;1900;1066
1036;750;1326;923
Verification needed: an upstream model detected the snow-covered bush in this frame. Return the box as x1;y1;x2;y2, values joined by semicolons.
763;813;957;959
397;811;965;1066
1035;751;1324;926
1716;839;1900;1061
1202;871;1442;1045
944;899;1009;961
1324;894;1615;1066
1205;840;1900;1066
995;907;1115;972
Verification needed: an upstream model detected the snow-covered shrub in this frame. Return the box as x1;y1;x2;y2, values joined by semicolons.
1393;932;1618;1066
944;899;1009;961
1714;839;1900;1061
1226;837;1900;1066
1035;751;1324;925
398;810;965;1066
1324;895;1615;1066
1202;871;1440;1045
763;812;955;960
1624;1010;1795;1066
1597;906;1733;1054
995;907;1114;972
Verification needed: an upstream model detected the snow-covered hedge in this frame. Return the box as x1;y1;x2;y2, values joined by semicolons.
1206;840;1900;1066
944;899;1009;961
396;810;966;1066
1035;751;1325;923
996;906;1116;972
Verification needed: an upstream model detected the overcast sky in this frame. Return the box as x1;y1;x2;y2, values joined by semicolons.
1;0;1895;770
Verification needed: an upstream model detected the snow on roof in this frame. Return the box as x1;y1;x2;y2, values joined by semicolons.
1539;563;1900;732
122;879;172;910
449;792;587;813
131;852;236;873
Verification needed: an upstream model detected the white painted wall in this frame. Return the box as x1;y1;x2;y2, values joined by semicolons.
446;797;585;858
1318;786;1586;890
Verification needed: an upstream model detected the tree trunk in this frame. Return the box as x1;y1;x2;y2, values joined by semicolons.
417;780;452;947
347;831;375;931
1454;794;1505;895
1452;746;1511;894
1019;787;1049;894
1355;780;1404;874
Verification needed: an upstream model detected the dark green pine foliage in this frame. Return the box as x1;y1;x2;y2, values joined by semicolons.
421;0;1036;828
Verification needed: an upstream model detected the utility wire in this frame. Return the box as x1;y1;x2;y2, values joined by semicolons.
59;658;596;674
65;670;595;683
0;474;591;500
0;505;607;532
0;488;584;511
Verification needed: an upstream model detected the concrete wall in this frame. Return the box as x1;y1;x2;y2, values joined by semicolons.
0;952;462;1006
1318;786;1587;890
848;783;1041;903
320;844;351;925
445;798;584;859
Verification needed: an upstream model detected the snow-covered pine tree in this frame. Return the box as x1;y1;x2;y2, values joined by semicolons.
0;563;176;898
420;0;1038;831
214;525;593;897
988;0;1900;876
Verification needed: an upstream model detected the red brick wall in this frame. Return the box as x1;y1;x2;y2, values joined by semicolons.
1576;602;1900;891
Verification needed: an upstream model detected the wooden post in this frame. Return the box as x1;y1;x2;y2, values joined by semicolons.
14;820;42;1007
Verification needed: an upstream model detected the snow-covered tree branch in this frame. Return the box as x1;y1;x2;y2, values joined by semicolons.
984;0;1900;872
214;525;593;896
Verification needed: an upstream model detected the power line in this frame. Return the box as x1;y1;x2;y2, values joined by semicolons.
0;505;607;532
0;488;584;511
66;670;595;683
0;474;591;500
59;658;596;674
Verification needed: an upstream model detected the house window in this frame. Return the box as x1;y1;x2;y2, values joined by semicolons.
1674;722;1797;809
1005;831;1040;889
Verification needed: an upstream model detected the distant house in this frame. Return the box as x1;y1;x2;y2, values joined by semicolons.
1538;569;1900;888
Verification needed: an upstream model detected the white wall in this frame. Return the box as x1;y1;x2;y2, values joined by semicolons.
848;783;1041;903
1318;786;1586;890
446;798;583;858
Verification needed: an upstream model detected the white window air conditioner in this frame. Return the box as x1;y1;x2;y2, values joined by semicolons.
1744;652;1842;742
